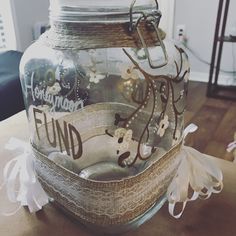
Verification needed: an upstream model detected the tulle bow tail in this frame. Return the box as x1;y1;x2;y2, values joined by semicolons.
1;138;49;214
167;124;223;219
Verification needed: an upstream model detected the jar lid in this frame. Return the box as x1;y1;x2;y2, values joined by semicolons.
49;0;158;23
51;0;155;9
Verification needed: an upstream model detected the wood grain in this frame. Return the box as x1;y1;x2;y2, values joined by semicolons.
185;81;236;161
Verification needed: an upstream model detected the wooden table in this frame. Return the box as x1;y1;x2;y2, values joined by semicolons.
0;111;236;236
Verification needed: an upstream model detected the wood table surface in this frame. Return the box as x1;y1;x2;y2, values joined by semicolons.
0;111;236;236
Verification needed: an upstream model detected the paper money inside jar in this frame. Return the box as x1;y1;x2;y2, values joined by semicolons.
19;0;190;233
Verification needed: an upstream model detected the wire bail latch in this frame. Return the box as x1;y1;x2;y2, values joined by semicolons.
129;0;168;69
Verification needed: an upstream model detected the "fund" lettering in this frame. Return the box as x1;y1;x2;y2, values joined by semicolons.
33;108;83;160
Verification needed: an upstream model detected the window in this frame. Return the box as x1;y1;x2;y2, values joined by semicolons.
0;13;7;49
0;0;17;51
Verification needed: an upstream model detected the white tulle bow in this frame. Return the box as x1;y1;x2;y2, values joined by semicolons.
167;124;223;219
1;138;49;213
227;140;236;153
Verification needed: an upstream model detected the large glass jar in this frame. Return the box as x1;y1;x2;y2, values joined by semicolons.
20;0;189;234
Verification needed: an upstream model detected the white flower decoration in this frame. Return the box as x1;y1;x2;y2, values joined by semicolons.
114;128;133;152
141;144;152;157
120;65;139;80
47;82;61;95
172;130;181;146
89;72;106;84
114;128;127;139
157;115;169;137
124;129;133;142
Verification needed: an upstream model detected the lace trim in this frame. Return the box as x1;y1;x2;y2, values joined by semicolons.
33;142;181;225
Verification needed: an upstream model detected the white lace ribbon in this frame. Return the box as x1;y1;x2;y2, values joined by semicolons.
167;124;223;219
1;138;49;213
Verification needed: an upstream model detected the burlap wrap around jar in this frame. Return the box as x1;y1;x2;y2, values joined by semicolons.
19;0;190;233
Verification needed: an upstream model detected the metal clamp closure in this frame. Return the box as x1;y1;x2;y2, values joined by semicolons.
129;0;168;69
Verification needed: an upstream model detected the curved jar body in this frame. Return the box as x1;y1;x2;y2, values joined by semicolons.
20;0;189;233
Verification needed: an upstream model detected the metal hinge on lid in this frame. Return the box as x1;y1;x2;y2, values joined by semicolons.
129;0;168;69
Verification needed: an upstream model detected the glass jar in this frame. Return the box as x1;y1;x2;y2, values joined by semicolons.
20;0;189;234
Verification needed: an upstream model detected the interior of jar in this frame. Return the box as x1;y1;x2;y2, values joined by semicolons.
32;102;173;180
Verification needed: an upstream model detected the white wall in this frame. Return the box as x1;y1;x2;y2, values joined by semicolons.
174;0;236;82
159;0;175;38
10;0;49;51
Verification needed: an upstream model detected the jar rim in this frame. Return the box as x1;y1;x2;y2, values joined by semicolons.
50;0;156;9
49;0;157;23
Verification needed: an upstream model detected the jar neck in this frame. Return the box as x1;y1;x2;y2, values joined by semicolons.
42;21;166;50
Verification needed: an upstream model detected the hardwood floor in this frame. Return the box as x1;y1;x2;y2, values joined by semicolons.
185;81;236;162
